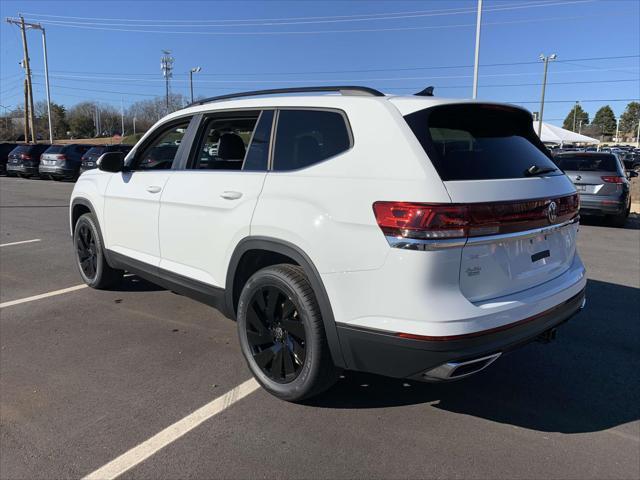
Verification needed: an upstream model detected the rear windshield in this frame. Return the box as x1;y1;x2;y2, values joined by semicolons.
45;145;65;153
554;154;618;172
404;104;560;181
85;147;106;157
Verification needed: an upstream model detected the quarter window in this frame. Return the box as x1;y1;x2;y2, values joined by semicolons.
273;110;351;171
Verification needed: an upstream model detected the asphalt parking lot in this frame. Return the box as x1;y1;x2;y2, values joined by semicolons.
1;176;639;480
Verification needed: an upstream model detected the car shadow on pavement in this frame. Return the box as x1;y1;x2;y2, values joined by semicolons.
111;274;165;292
580;213;640;230
309;279;640;434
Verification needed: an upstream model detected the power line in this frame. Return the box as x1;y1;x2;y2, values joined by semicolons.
25;54;640;78
20;1;592;27
26;11;623;36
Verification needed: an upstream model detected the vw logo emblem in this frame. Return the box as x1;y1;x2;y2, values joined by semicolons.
547;201;558;223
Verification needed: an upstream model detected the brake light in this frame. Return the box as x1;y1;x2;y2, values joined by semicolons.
56;154;67;160
601;176;624;184
19;153;31;160
373;194;579;240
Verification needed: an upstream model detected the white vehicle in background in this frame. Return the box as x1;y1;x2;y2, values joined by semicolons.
70;86;586;401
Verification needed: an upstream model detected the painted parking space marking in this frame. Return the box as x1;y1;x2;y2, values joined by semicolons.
82;378;260;480
0;238;41;248
0;284;88;309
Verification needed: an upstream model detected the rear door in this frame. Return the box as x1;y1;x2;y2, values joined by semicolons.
158;110;272;287
404;103;579;302
103;117;193;266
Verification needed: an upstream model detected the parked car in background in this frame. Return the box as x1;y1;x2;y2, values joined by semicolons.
80;145;132;173
39;144;92;181
554;152;636;226
0;142;19;175
6;144;51;178
618;151;640;172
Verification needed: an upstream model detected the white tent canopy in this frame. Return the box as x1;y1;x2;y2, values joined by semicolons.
533;121;599;145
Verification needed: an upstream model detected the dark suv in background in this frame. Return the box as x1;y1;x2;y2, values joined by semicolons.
80;145;132;173
554;152;636;226
0;143;19;175
6;144;51;178
39;144;92;180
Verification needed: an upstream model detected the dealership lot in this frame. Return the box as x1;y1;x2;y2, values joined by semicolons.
0;177;638;479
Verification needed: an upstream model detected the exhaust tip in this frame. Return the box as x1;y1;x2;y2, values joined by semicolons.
423;352;501;381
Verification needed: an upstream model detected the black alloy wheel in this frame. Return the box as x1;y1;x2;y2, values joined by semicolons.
76;223;97;281
245;285;307;383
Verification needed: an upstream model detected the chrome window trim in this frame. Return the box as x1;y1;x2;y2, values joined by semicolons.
385;216;579;251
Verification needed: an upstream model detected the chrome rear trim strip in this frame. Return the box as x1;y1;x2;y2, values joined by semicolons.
385;217;579;251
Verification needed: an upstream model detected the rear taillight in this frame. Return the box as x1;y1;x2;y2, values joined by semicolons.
373;194;579;241
19;153;31;160
601;176;624;183
56;154;67;160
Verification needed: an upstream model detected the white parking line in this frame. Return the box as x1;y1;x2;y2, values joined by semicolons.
0;284;88;309
83;378;260;480
0;238;41;248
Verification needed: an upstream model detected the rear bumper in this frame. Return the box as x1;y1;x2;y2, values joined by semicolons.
39;165;78;177
6;163;38;175
337;289;585;379
579;194;628;215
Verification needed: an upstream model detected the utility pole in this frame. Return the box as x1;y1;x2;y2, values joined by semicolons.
189;66;201;103
615;119;619;143
636;119;639;147
22;78;29;142
120;97;125;136
6;16;37;143
160;50;174;112
572;100;579;132
133;116;137;136
472;0;483;99
537;53;557;137
6;16;53;143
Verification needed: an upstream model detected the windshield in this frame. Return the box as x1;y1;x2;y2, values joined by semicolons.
404;104;560;181
554;154;618;172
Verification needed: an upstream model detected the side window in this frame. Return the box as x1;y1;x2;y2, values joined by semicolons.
243;110;274;171
273;110;351;171
132;120;190;171
192;112;259;170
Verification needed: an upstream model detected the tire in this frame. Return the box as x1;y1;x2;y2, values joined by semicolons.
237;264;337;402
73;213;123;289
609;204;630;228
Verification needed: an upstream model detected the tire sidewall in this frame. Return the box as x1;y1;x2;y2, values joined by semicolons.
237;269;322;401
73;213;107;288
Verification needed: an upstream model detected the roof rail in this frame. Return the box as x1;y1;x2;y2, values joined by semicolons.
186;85;385;107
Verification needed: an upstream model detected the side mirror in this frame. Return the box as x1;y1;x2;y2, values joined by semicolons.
98;151;125;172
627;170;638;178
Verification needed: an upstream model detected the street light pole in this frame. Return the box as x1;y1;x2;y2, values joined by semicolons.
40;27;53;143
472;0;483;99
572;100;579;132
189;67;201;103
537;53;557;137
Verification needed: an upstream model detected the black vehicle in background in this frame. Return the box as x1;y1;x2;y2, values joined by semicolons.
0;142;19;175
6;144;51;178
80;145;132;173
39;144;92;180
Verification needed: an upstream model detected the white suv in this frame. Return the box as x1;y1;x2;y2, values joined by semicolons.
70;86;586;401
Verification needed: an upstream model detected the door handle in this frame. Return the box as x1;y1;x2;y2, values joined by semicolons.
146;185;162;194
220;191;243;200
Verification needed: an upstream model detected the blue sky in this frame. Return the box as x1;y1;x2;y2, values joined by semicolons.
1;0;638;126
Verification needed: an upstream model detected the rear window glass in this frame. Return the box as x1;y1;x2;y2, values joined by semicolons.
45;145;65;153
554;154;617;172
273;110;351;171
404;104;560;181
85;147;106;157
11;146;30;154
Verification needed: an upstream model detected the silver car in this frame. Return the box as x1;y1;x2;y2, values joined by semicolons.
554;152;637;227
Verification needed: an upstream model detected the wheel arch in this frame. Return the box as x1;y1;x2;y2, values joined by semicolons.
226;237;346;368
70;197;97;235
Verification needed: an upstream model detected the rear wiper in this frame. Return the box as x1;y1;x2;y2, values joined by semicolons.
524;165;558;177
